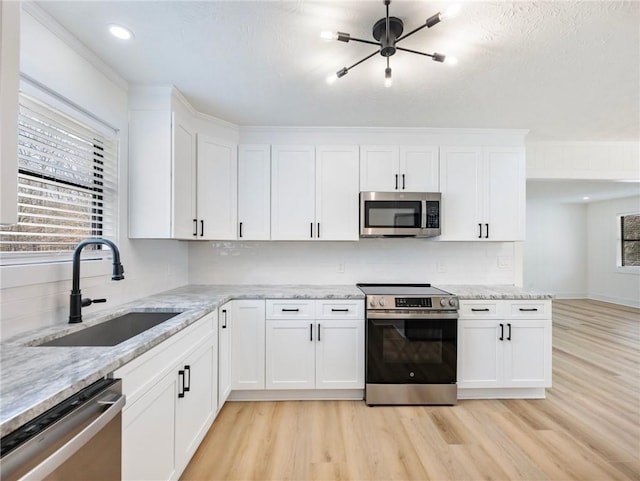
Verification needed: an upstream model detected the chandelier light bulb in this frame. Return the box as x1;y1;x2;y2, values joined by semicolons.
441;4;461;20
326;73;338;84
320;30;337;41
445;55;459;66
384;67;393;88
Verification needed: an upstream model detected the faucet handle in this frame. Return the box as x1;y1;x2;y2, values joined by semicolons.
81;298;107;307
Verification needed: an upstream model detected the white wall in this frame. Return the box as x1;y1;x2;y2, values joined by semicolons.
524;200;588;297
189;239;517;285
587;196;640;307
0;6;189;341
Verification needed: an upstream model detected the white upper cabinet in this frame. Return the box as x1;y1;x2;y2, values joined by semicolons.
238;145;271;240
129;109;196;239
0;0;20;226
360;145;438;192
315;145;359;240
196;134;238;240
271;145;316;240
439;146;525;241
271;145;359;241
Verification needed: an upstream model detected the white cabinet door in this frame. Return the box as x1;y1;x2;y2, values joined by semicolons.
231;300;266;390
400;146;439;192
315;320;364;389
175;339;215;474
266;320;316;389
0;0;19;225
172;113;197;239
457;320;502;388
196;135;237;240
238;145;271;240
359;145;399;191
271;145;316;240
122;372;177;481
218;304;232;407
483;147;525;241
315;145;359;240
503;320;552;387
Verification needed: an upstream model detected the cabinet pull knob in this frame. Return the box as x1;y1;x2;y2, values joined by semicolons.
178;370;185;398
395;174;398;190
310;323;313;341
281;308;300;312
239;222;243;238
331;308;349;312
485;223;489;239
318;323;321;342
478;223;482;239
200;220;204;237
193;219;198;237
222;309;227;328
471;308;490;312
507;323;512;341
499;323;504;341
519;308;538;312
184;365;191;392
402;174;405;190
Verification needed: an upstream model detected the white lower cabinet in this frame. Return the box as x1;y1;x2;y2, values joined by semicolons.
231;300;266;390
114;312;218;481
457;300;552;396
218;303;232;408
265;300;364;390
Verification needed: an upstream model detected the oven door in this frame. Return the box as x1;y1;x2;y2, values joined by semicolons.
366;311;457;384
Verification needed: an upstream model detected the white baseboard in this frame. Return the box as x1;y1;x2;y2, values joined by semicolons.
457;387;547;399
587;294;640;309
228;389;365;401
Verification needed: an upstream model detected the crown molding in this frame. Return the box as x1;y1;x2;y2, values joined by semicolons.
239;125;530;136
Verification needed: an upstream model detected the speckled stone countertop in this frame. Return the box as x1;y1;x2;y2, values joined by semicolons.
440;285;553;300
0;284;363;437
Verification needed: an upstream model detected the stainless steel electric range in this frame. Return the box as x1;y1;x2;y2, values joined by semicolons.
357;284;459;406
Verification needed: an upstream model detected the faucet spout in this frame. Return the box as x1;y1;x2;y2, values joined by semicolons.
69;238;125;324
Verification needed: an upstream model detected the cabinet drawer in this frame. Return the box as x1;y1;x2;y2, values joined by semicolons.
315;300;364;319
507;300;550;319
266;300;315;319
459;301;502;319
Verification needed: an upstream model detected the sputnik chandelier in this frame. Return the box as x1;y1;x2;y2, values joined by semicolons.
323;0;460;87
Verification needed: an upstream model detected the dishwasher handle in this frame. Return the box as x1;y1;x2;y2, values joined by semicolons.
20;393;125;481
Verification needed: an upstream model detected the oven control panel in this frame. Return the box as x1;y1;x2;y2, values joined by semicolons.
366;295;458;310
395;297;432;308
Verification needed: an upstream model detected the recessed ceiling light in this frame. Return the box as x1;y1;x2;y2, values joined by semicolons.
108;24;134;40
582;196;590;201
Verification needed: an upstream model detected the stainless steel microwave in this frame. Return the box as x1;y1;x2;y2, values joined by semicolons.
360;192;441;237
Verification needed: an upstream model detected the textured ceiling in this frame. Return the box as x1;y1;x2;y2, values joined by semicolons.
34;1;639;141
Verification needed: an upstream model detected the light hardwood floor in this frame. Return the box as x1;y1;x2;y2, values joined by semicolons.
181;299;640;480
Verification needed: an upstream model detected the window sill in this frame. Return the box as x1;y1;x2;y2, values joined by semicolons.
1;258;111;289
615;266;640;275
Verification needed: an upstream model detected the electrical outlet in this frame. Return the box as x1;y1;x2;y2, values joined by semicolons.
437;261;446;273
498;256;513;269
337;263;345;273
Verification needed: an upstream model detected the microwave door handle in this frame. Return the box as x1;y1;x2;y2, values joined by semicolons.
421;200;428;229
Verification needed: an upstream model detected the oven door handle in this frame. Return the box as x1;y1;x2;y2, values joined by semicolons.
367;311;458;320
19;392;125;480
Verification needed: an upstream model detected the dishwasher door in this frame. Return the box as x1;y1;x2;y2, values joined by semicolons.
1;378;125;481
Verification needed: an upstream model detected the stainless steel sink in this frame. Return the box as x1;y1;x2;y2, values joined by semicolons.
39;311;183;347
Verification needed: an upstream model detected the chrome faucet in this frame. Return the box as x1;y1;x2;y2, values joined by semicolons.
69;238;125;323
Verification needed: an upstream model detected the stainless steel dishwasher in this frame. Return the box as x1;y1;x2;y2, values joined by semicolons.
1;378;125;481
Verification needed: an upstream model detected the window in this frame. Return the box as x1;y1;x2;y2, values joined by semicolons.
620;214;640;267
0;94;118;264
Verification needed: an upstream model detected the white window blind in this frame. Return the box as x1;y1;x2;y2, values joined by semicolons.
0;94;118;262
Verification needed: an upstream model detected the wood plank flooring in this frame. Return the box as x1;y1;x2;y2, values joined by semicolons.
180;299;640;480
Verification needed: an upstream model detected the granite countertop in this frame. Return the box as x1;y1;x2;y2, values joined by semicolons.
0;283;549;437
0;284;363;437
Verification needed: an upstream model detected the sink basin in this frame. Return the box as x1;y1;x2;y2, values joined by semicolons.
39;311;183;347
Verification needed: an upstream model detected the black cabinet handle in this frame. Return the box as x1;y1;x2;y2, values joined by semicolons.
318;323;321;341
222;309;227;328
519;308;539;312
478;223;482;239
402;174;405;190
178;370;185;398
193;219;198;237
331;308;349;312
471;308;490;312
507;323;512;341
310;222;313;238
239;222;243;238
499;323;504;341
310;323;313;341
184;365;191;392
395;174;398;190
200;220;204;237
485;223;489;239
281;308;300;312
317;223;320;239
